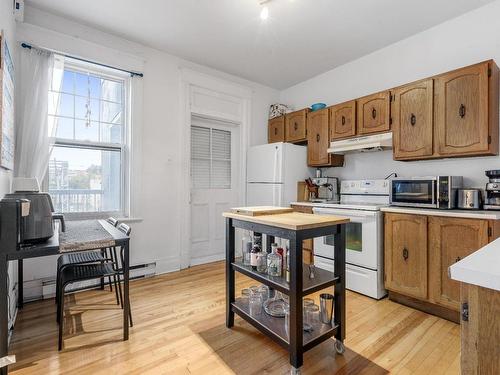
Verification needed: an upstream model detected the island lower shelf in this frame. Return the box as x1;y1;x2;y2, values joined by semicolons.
232;260;339;296
232;298;338;352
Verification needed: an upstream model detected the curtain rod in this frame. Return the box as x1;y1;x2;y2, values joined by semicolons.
20;42;144;78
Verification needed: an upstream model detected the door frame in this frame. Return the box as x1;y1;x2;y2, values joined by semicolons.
179;68;252;269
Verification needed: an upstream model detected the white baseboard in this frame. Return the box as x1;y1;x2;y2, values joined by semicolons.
190;253;225;267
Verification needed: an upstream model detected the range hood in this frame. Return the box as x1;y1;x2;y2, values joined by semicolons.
327;132;392;154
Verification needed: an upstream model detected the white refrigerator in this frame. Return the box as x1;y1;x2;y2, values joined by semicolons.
246;142;311;207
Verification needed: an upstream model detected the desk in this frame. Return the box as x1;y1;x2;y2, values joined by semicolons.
0;220;130;375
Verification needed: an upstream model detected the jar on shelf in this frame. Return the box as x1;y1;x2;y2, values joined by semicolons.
242;232;252;266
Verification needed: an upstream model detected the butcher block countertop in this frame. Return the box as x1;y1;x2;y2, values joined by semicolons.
223;210;349;230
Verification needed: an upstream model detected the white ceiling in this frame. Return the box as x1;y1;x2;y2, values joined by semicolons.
26;0;495;89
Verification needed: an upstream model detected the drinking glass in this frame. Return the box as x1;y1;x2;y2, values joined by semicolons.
249;294;262;316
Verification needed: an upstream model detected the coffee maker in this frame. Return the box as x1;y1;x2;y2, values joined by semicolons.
484;170;500;210
0;198;30;253
310;177;339;203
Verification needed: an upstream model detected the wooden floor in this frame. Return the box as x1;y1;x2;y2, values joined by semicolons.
9;261;460;374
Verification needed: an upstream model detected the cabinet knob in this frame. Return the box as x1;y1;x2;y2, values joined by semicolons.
410;113;416;126
316;134;320;142
455;256;461;263
341;116;346;125
371;108;377;119
402;248;409;260
459;104;466;118
294;122;298;131
274;127;277;135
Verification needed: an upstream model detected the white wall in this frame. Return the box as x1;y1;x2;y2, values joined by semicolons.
280;0;500;188
0;0;17;328
17;6;279;290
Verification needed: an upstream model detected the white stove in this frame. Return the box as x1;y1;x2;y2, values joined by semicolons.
312;179;389;299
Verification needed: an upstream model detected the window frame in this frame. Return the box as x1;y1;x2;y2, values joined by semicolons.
47;58;131;220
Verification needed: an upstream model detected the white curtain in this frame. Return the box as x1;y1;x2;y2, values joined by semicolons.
15;48;64;183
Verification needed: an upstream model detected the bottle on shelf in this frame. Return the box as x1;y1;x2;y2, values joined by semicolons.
250;236;261;271
267;243;282;277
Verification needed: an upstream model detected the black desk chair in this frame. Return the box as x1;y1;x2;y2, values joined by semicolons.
57;221;133;350
55;217;120;315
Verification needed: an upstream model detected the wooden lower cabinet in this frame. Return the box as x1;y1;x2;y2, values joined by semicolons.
428;217;489;311
460;283;500;374
384;213;428;299
385;212;500;321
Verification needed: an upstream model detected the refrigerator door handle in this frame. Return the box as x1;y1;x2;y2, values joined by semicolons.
273;145;279;184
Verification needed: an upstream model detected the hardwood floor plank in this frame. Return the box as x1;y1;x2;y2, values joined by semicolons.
9;261;460;374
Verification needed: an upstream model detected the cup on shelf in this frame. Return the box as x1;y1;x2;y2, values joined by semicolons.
320;293;334;325
249;294;263;317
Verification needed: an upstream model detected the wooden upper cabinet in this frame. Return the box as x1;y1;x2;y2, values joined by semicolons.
393;79;434;160
384;213;428;299
285;109;308;143
435;61;499;157
330;100;356;140
428;217;489;311
357;91;391;135
268;116;285;143
306;108;344;167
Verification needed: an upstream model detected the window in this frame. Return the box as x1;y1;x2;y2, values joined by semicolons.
191;125;231;189
48;60;128;216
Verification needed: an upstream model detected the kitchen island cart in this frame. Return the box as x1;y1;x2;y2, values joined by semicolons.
223;210;349;373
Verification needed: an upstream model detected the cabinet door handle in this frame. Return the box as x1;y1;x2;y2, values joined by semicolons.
410;113;416;126
294;122;298;131
316;134;320;142
459;104;466;118
274;127;277;135
341;116;346;125
371;108;377;119
402;248;409;261
455;256;461;263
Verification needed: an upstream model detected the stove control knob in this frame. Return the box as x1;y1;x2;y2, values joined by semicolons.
493;184;499;189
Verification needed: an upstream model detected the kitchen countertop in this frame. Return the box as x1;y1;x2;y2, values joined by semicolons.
380;206;500;220
449;237;500;291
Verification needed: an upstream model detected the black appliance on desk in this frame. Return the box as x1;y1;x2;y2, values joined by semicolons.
0;198;31;252
4;178;65;244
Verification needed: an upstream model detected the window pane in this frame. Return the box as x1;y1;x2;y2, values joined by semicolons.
75;97;99;121
49;146;121;213
75;72;101;98
52;116;74;139
212;160;231;189
59;93;74;118
60;71;74;93
212;129;231;160
100;101;122;124
101;79;122;103
75;120;99;142
101;123;122;143
191;126;210;159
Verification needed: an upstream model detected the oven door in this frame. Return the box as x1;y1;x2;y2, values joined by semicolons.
390;179;436;208
312;207;381;270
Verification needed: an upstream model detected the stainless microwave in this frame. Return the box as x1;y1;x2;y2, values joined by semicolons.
390;176;463;209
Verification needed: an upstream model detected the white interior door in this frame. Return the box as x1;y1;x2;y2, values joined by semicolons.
190;116;240;266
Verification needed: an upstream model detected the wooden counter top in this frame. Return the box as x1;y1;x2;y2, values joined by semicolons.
222;211;349;230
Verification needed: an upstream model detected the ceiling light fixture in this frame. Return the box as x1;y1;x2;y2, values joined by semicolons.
260;0;271;20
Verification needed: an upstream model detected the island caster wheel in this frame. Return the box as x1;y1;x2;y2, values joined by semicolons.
334;339;345;355
290;367;301;375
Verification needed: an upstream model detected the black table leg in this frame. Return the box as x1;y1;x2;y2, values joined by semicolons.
17;260;23;309
334;224;346;342
289;232;303;370
123;241;130;341
225;218;235;328
1;255;9;375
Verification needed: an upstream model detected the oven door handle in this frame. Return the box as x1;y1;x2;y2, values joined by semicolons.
312;207;378;218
